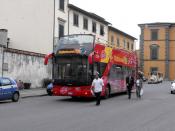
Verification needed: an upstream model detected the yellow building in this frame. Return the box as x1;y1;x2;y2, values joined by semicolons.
136;50;140;69
138;22;175;80
108;26;137;51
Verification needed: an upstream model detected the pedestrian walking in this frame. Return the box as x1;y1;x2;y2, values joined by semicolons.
126;73;134;99
17;80;24;90
91;72;104;106
136;75;143;99
47;80;53;96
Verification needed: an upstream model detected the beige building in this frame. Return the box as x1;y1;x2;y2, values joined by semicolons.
0;0;53;87
54;0;110;47
0;0;54;54
108;26;136;51
138;22;175;80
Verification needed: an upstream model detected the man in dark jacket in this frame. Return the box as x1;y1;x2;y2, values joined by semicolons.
126;74;134;99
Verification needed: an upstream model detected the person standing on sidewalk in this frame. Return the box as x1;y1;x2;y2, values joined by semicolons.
17;80;24;90
91;72;104;106
126;73;134;99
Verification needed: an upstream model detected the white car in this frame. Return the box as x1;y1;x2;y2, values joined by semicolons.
170;81;175;94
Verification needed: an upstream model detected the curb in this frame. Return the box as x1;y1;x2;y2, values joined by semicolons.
20;94;48;99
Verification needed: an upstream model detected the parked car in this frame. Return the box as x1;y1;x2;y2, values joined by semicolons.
170;80;175;94
0;77;20;102
148;72;163;84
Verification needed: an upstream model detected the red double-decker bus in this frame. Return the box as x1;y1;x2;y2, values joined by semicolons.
44;34;137;98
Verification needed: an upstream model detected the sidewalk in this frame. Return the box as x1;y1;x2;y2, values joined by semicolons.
19;88;47;98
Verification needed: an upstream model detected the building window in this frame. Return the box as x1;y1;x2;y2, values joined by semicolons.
123;39;126;48
92;21;96;33
59;0;64;11
151;29;158;40
131;43;134;50
150;44;159;60
111;35;114;45
83;17;88;30
73;13;79;27
58;20;65;39
117;38;120;47
127;42;130;50
150;67;158;74
100;25;104;36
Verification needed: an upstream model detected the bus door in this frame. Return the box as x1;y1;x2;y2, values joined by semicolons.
108;65;124;93
93;62;107;78
116;65;125;92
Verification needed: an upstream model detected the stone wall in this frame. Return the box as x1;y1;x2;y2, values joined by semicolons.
0;47;52;88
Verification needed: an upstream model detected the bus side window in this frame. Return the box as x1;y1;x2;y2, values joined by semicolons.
109;65;117;79
115;65;122;80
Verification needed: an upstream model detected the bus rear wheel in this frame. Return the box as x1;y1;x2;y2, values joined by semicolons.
104;86;110;99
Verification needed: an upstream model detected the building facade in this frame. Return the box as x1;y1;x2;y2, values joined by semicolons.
0;0;54;54
54;0;69;41
0;0;53;88
108;26;136;51
54;0;110;47
68;4;109;42
135;50;140;69
0;0;138;88
138;23;175;80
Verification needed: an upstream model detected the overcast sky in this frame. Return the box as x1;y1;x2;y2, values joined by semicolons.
69;0;175;48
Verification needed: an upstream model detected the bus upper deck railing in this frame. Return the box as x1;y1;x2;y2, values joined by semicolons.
54;36;136;53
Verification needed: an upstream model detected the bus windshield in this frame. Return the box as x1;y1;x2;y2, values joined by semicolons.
53;56;92;86
54;34;94;55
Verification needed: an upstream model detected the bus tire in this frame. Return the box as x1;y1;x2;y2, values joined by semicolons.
104;86;110;99
12;92;20;102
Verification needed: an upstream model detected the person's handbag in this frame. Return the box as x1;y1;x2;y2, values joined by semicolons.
140;88;143;96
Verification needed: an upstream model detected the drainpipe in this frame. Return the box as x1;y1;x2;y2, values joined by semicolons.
68;0;70;35
68;9;70;35
1;47;4;77
165;27;170;80
53;0;56;51
52;0;56;80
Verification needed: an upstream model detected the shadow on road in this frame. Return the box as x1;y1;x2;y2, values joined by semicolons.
55;92;127;103
56;97;95;103
0;100;12;104
110;92;127;98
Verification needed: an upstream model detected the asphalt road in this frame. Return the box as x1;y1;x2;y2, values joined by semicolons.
0;82;175;131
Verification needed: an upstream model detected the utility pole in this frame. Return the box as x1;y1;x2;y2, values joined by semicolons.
0;29;8;77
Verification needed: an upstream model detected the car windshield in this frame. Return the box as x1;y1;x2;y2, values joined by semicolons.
54;34;94;55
